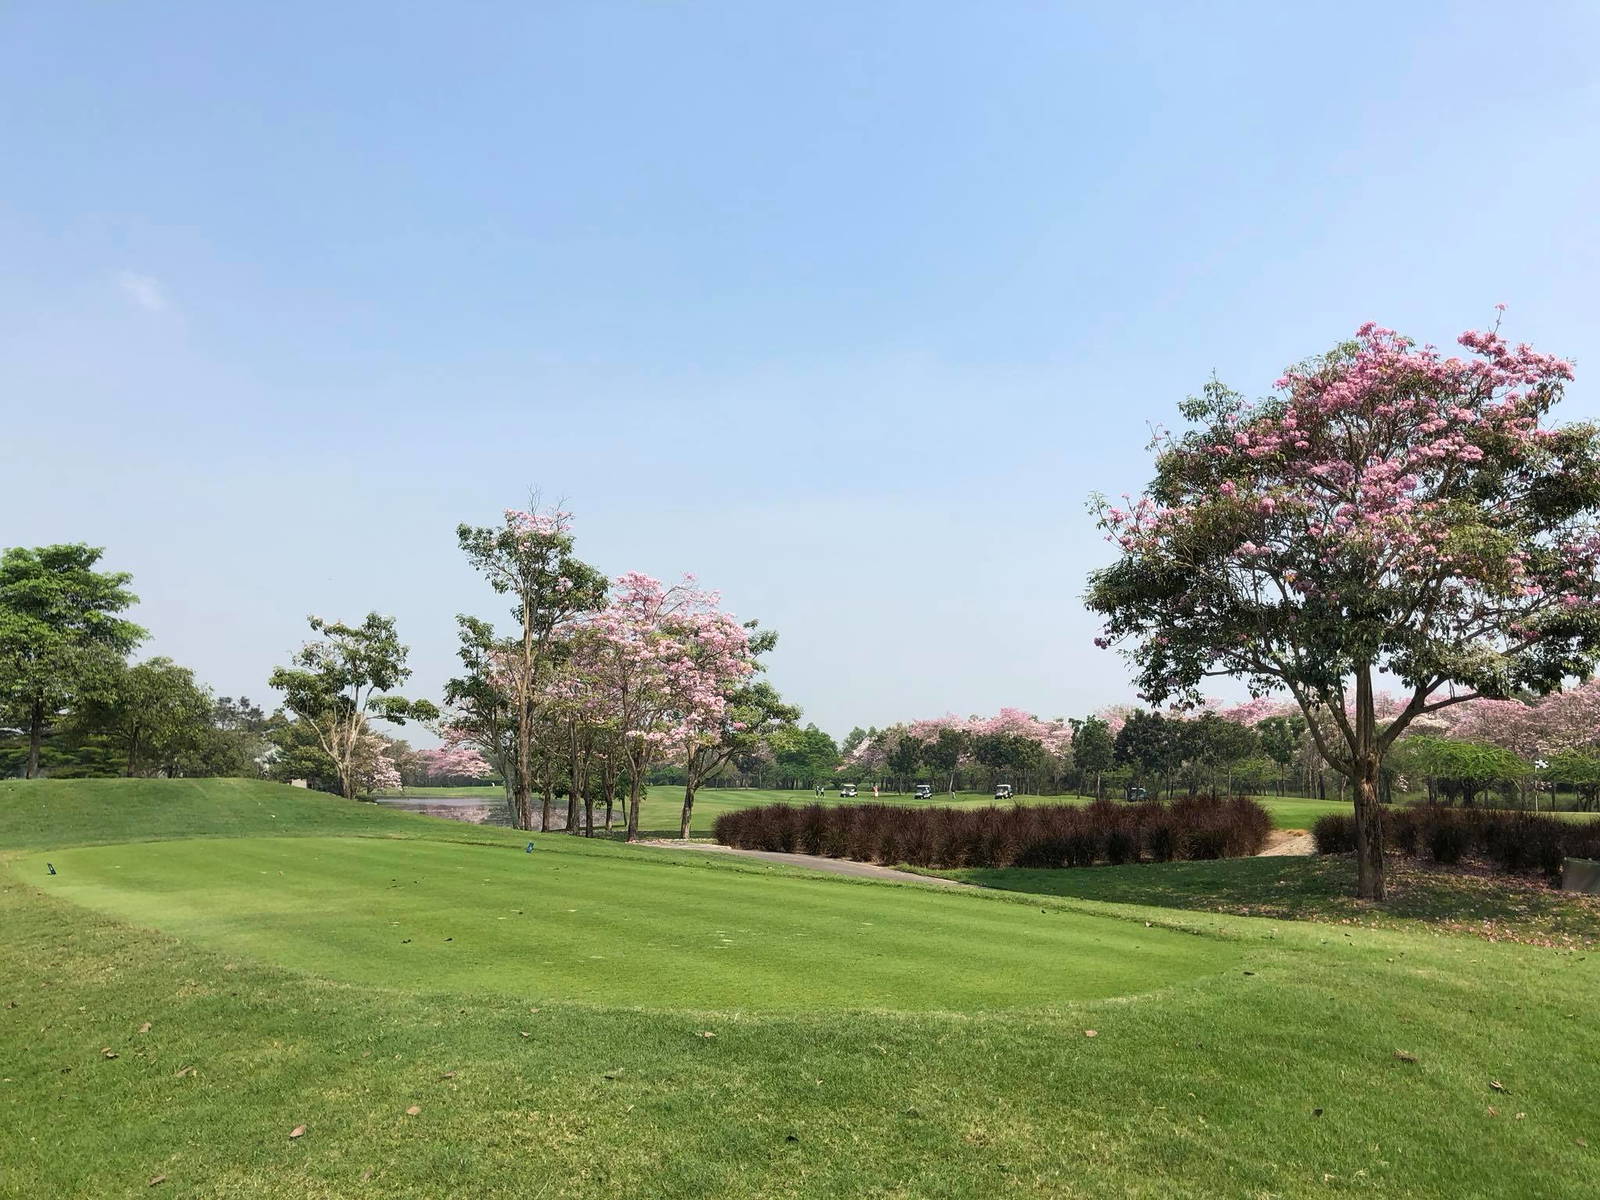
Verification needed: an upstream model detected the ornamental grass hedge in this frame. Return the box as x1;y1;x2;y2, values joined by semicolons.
712;795;1272;870
1312;806;1600;884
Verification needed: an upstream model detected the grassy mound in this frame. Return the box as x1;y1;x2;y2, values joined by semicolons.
25;835;1234;1011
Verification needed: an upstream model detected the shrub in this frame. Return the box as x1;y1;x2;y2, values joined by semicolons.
1309;803;1600;887
1311;814;1356;855
713;795;1274;870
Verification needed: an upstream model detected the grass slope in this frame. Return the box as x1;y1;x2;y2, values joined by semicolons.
4;779;1600;1198
24;835;1232;1011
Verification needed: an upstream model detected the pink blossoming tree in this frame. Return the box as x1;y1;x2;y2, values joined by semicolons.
1090;317;1600;898
577;573;757;840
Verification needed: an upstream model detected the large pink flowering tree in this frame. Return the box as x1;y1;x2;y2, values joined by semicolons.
1089;318;1600;898
579;573;756;841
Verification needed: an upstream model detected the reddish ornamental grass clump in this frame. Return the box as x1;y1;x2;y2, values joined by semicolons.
713;795;1271;870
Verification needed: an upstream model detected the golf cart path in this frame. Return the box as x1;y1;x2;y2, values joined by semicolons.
634;840;977;887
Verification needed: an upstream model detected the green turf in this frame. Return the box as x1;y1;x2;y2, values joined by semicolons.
6;778;1600;1197
23;835;1235;1011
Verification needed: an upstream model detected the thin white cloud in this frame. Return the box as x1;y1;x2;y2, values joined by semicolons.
116;271;169;313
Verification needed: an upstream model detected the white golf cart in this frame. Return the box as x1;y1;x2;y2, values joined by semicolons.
914;783;933;800
839;783;858;798
994;783;1014;801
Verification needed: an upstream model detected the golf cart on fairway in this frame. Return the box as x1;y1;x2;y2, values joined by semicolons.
994;783;1014;801
1125;786;1149;802
839;783;858;798
914;783;933;800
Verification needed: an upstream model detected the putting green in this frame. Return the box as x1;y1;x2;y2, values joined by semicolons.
28;836;1240;1012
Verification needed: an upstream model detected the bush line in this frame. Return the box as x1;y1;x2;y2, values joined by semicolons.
712;796;1272;870
1312;807;1600;884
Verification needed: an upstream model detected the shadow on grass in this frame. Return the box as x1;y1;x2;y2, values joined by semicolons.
952;855;1600;948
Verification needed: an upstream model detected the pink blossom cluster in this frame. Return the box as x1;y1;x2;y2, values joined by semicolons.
576;572;756;758
416;743;492;781
1097;318;1600;663
1440;680;1600;760
504;508;572;538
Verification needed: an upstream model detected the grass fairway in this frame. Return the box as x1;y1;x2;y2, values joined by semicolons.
25;835;1232;1011
5;779;1600;1197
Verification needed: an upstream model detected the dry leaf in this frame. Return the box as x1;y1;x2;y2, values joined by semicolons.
439;1071;457;1080
173;1066;194;1078
696;1031;716;1039
1084;1030;1098;1038
1490;1080;1507;1093
361;1169;373;1181
1393;1050;1417;1063
148;1175;167;1187
518;1031;530;1038
138;1022;152;1034
1515;1113;1527;1120
102;1048;118;1059
289;1125;306;1139
405;1105;421;1116
1576;1139;1589;1148
1487;1107;1500;1117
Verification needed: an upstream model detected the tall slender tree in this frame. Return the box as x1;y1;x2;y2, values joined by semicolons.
457;505;607;830
268;613;435;799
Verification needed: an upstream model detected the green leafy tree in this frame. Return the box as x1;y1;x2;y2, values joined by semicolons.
0;544;146;778
1112;709;1181;792
1069;716;1114;798
1397;736;1531;806
921;727;970;795
268;613;436;799
79;657;214;776
774;724;842;788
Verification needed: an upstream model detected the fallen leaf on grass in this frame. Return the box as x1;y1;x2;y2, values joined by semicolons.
439;1071;457;1080
1487;1107;1500;1118
1576;1139;1589;1148
1515;1113;1526;1120
138;1022;152;1034
148;1175;166;1186
102;1048;118;1059
361;1169;373;1181
173;1066;195;1078
1490;1080;1508;1093
696;1031;716;1039
1083;1030;1098;1038
1393;1051;1417;1063
518;1031;529;1038
405;1106;421;1116
289;1125;306;1139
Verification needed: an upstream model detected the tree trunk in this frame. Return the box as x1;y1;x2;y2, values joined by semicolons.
1351;668;1387;901
626;759;644;841
25;698;44;779
1354;764;1385;900
680;780;696;840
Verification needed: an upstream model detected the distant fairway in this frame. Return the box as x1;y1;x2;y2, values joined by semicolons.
28;835;1236;1010
379;783;1355;836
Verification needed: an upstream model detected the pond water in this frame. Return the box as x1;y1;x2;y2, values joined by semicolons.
374;794;512;827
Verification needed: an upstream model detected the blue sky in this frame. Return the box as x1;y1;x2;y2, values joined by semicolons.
6;2;1600;739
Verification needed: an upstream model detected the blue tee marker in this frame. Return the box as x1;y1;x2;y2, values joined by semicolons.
525;842;534;854
47;863;57;875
